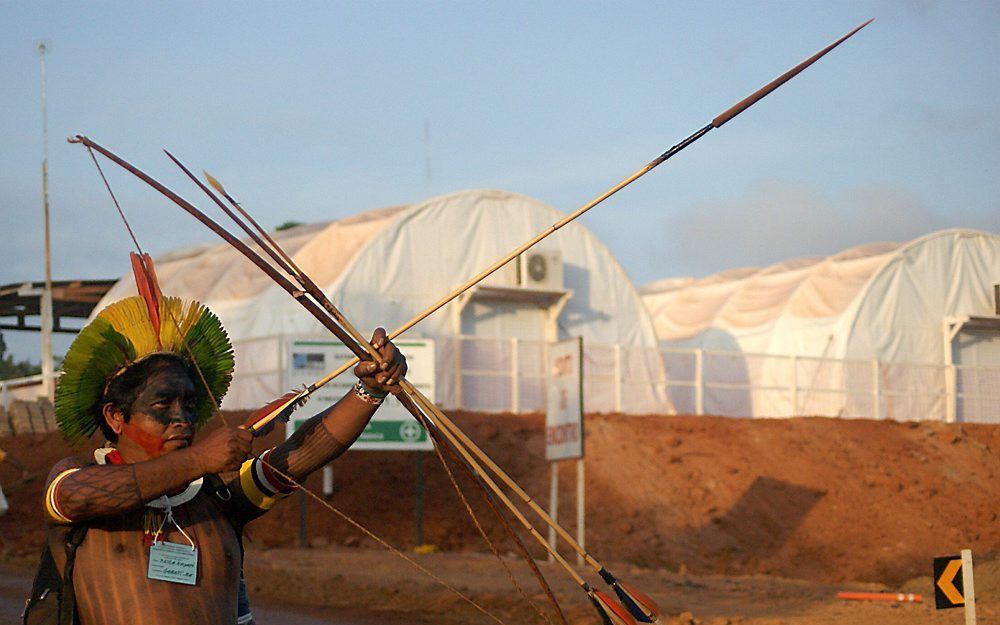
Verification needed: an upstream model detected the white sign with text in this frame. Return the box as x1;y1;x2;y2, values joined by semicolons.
546;337;583;461
285;338;435;451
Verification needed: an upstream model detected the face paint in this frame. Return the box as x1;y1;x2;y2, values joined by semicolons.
121;421;167;458
121;363;198;459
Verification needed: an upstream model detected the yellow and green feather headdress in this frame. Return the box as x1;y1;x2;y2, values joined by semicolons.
55;254;234;442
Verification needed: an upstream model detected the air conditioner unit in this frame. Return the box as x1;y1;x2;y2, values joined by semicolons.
481;257;520;288
518;250;563;290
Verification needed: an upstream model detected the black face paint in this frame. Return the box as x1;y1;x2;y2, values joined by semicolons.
131;365;198;427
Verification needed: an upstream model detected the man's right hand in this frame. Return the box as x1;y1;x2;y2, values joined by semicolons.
190;426;254;474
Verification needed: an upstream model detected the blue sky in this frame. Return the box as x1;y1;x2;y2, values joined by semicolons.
1;1;997;361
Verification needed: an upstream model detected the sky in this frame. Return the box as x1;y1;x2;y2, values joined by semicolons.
1;1;998;362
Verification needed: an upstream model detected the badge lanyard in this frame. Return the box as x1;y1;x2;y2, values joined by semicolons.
147;498;200;586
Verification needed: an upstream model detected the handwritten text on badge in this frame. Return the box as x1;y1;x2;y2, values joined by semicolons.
148;541;198;585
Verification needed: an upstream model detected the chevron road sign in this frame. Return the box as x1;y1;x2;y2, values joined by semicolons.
934;550;977;624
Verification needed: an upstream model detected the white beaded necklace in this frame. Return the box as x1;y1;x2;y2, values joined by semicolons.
94;446;203;508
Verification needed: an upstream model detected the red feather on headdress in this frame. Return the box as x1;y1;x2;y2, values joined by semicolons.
130;252;161;347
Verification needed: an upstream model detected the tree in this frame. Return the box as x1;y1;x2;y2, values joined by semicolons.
0;330;42;381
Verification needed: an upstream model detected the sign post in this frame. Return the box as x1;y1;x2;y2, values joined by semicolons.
286;338;436;546
933;550;977;625
546;337;584;565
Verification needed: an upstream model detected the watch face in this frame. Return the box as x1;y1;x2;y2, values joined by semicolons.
528;254;547;282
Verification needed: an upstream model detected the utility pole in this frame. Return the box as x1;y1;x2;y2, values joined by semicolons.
423;120;431;198
37;40;54;401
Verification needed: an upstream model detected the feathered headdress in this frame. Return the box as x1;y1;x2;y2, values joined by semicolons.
55;253;234;442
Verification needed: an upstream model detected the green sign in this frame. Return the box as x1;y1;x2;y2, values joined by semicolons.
286;338;435;451
289;418;429;444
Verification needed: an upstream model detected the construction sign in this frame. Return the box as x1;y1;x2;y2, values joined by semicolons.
286;338;435;451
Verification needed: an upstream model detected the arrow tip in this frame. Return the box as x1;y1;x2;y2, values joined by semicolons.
204;170;226;195
852;18;874;35
711;17;875;128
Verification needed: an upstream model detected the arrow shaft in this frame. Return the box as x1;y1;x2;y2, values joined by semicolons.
165;151;302;282
391;21;870;340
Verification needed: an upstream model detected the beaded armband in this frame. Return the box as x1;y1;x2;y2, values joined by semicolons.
354;379;388;405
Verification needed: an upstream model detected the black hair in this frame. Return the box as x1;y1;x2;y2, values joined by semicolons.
99;353;196;442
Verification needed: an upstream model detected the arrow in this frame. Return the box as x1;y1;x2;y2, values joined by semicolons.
212;18;874;459
188;20;873;621
241;19;875;460
937;559;964;605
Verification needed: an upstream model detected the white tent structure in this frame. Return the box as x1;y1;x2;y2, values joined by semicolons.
96;189;664;414
641;229;1000;422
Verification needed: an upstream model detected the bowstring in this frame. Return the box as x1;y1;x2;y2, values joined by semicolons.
422;410;561;625
84;148;512;624
85;145;229;427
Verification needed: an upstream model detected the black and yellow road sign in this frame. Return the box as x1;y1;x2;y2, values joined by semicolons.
934;554;965;609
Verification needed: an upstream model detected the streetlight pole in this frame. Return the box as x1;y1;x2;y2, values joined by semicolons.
37;41;54;402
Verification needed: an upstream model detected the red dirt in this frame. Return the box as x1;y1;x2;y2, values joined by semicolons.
1;412;997;623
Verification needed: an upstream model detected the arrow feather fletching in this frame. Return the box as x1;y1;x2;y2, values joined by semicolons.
590;590;638;625
612;581;661;623
244;390;308;435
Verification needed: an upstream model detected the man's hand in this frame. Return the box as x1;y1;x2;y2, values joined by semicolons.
189;426;253;474
353;327;407;395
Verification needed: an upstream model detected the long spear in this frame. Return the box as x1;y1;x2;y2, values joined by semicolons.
240;17;874;435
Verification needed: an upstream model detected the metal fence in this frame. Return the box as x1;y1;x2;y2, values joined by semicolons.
438;338;999;423
3;337;998;425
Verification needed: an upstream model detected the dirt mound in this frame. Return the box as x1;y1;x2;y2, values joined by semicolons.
1;412;997;586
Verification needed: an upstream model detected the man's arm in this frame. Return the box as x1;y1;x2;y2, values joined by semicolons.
45;427;252;524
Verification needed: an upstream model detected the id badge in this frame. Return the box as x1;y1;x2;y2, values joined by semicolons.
148;541;198;585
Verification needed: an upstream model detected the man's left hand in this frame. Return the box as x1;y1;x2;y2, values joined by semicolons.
353;327;407;395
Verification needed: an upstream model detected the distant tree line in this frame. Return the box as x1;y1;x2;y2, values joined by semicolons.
0;331;41;380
